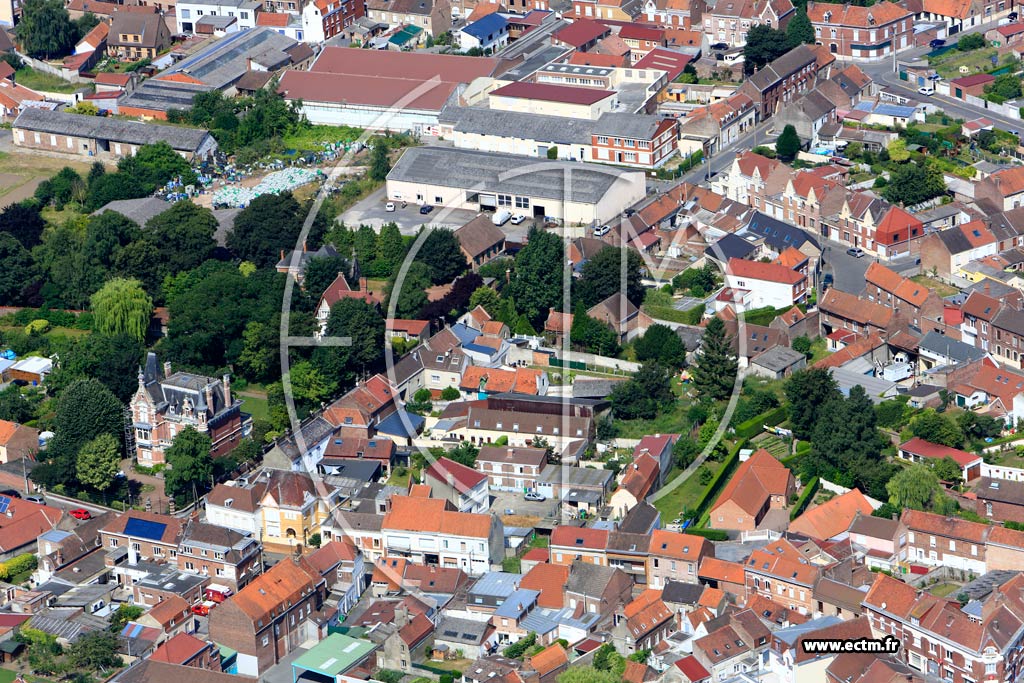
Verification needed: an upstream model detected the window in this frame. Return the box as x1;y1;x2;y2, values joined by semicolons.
110;539;118;548
498;194;512;206
515;197;529;209
185;561;195;570
597;136;609;145
262;636;269;647
182;8;190;16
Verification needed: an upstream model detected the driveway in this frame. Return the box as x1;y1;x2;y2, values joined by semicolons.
820;239;871;296
491;489;559;521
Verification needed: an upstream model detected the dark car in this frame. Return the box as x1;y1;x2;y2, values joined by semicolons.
929;38;946;48
711;42;729;51
0;490;21;499
822;273;834;289
419;205;434;215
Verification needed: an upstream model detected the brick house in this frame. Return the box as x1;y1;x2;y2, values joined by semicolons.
739;44;818;118
150;632;221;669
983;524;1024;571
701;0;794;47
709;450;794;531
647;529;713;588
806;1;913;60
590;114;678;168
642;0;705;29
900;508;987;573
976;165;1024;211
107;10;171;61
475;446;548;492
130;353;245;465
565;561;633;622
817;288;896;338
208;555;327;677
863;262;944;329
366;0;450;36
301;0;366;43
101;511;184;567
974;477;1024;523
175;520;262;592
617;589;674;653
550;526;609;566
743;541;819;615
454;215;506;269
862;571;1024;682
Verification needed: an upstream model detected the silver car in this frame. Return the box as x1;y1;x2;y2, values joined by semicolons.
524;491;546;501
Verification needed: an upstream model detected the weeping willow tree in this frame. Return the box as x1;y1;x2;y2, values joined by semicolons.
90;277;152;341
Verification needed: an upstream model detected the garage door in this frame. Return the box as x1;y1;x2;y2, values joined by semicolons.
479;193;497;209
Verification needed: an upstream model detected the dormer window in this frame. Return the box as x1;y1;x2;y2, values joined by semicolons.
867;13;875;24
823;10;831;21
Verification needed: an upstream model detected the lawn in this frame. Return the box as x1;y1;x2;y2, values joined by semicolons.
929;582;962;598
653;460;722;521
806;337;831;364
928;47;1000;80
0;670;57;683
910;274;959;298
0;152;105;208
15;67;88;94
616;398;691;438
239;393;269;421
502;556;521;573
387;467;418;488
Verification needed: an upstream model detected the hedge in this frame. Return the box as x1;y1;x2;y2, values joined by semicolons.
684;528;729;541
691;438;746;521
734;406;789;440
789;477;819;520
0;554;37;581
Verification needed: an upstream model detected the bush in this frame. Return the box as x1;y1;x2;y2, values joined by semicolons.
733;406;788;439
684;528;729;541
957;33;986;50
691;439;745;520
789;477;819;520
0;553;38;581
440;386;460;401
24;319;49;336
503;632;537;658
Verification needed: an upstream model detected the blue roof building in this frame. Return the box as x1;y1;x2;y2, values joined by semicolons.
460;14;509;51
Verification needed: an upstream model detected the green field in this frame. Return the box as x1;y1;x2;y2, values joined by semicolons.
653;460;722;521
282;125;364;151
928;47;1000;80
239;393;269;421
15;67;87;94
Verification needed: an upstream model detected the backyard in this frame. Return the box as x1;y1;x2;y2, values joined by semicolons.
652;459;723;521
928;46;1002;80
14;66;88;94
910;274;959;297
0;152;106;208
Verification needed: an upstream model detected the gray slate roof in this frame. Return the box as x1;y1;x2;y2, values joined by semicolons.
918;330;986;364
118;79;215;115
158;26;297;89
13;107;211;153
387;147;641;204
566;561;620;596
591;112;665;139
539;466;612;488
752;345;805;372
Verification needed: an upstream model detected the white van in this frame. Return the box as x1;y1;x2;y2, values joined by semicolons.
492;209;512;225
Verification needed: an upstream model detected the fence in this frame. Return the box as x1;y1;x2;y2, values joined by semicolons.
818;478;885;508
16;52;91;86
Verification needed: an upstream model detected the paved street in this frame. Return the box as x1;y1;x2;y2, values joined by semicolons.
681;120;778;185
340;187;479;234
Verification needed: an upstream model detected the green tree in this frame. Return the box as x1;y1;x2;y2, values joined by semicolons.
108;604;143;632
784;368;841;439
886;463;940;511
507;226;565;328
238;321;280;383
673;263;719;296
164;427;213;503
875;399;908;429
635;324;687;368
16;0;76;57
576;247;645;308
90;278;152;341
143;201;219;281
0;385;40;424
303;255;349;298
75;434;122;492
775;125;802;162
985;74;1022;102
417;228;468;285
690;317;737;401
0;233;37;305
791;336;812;359
957;32;986;50
556;666;620;683
447;441;479;467
469;286;501;316
673;438;700;469
387;261;432;318
236;85;301;147
786;10;814;47
0;201;46;248
313;298;385;387
610;363;674;420
118;142;197;192
65;630;122;672
887;138;910;163
86;172;148;211
229;192;305;267
908;409;964;447
46;334;144;403
441;386;461;401
376;222;406;272
932;456;963;484
570;303;620;356
882;161;946;206
369;139;392;181
743;24;788;74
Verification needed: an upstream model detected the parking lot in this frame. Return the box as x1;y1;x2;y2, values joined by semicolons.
491;489;559;521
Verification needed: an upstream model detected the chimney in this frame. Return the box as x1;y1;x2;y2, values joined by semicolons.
280;249;285;262
394;605;409;628
204;383;213;412
163;361;172;378
985;282;991;296
303;239;309;252
223;374;231;406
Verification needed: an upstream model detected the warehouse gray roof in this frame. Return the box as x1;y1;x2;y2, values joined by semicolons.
918;331;986;364
441;105;592;145
14;108;211;153
387;147;641;204
118;79;215;115
158;26;297;89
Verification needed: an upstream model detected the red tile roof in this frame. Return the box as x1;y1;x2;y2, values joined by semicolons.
899;437;981;468
383;495;493;537
632;47;692;80
225;556;323;624
951;73;995;88
788;489;875;540
527;643;568;676
423;456;487;493
552;18;609;46
521;562;569;608
675;655;711;682
727;257;803;285
150;633;207;664
712;449;792;517
550;525;609;550
491;81;616;105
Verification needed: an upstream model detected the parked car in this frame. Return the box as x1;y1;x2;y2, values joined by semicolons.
847;247;865;258
918;87;935;96
24;495;44;505
191;601;217;617
0;490;20;499
822;273;834;289
69;508;92;520
419;205;434;215
510;215;527;225
593;225;611;237
711;42;729;50
525;491;546;501
385;202;396;212
929;38;946;48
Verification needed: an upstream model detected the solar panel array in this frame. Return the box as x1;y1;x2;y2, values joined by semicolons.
0;496;12;514
123;518;168;542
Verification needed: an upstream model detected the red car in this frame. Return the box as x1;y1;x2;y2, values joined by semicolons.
191;601;217;616
69;508;92;520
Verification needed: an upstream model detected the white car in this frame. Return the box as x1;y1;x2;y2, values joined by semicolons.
510;215;527;225
385;202;396;212
593;225;611;237
917;87;935;96
524;491;546;501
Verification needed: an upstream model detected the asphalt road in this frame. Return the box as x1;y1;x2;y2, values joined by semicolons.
680;120;778;185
